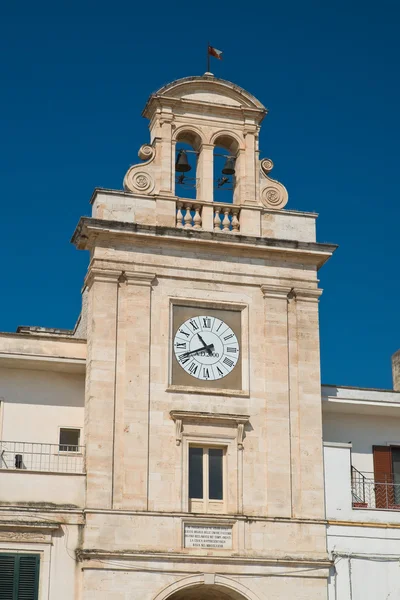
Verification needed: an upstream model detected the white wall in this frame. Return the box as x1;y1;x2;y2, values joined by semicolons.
325;444;400;599
0;367;84;444
323;411;400;475
0;471;85;506
328;526;400;600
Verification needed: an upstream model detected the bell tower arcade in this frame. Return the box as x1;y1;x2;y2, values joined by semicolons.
73;74;336;600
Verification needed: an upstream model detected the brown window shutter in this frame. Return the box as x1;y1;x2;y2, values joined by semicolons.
373;446;393;508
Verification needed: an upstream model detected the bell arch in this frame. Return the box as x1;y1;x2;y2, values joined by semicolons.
152;574;262;600
212;132;242;205
173;128;203;200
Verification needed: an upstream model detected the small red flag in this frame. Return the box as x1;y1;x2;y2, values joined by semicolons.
208;45;223;60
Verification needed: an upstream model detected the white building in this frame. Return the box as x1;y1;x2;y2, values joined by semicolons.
0;74;399;600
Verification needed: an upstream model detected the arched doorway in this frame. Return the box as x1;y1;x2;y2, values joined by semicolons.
153;574;261;600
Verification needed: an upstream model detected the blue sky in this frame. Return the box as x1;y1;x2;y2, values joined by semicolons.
1;0;399;388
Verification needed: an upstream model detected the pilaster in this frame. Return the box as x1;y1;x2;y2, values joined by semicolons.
261;284;292;517
84;267;121;509
120;271;155;510
288;287;325;519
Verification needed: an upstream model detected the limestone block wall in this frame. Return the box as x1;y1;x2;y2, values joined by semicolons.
81;228;328;561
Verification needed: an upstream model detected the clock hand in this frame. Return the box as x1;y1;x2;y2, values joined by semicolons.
179;343;215;359
197;333;212;355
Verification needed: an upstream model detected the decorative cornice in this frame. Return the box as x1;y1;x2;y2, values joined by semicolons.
77;548;331;568
72;218;337;270
170;411;250;449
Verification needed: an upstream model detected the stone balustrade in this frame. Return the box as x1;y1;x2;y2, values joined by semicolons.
176;202;202;229
175;200;240;233
213;204;240;233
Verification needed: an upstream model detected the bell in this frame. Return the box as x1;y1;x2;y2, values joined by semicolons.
222;156;236;175
175;150;191;173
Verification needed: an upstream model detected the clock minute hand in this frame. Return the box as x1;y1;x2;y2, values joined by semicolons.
180;343;214;359
197;333;213;356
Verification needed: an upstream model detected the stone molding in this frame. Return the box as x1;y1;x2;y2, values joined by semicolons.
261;284;322;302
261;284;293;299
0;520;59;544
292;287;323;302
84;267;121;289
77;548;331;568
123;271;156;287
170;410;250;449
85;267;156;290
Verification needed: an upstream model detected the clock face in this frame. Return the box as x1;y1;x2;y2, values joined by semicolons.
174;315;240;381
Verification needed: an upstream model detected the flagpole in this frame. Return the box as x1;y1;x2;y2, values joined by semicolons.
207;42;210;73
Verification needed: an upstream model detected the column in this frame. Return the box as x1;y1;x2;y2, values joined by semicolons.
261;284;292;517
197;143;214;203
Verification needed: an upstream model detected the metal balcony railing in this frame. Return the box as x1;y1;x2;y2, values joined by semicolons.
351;466;400;510
0;441;85;474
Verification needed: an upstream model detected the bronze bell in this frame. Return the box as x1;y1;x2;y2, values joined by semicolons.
222;156;236;175
175;150;191;173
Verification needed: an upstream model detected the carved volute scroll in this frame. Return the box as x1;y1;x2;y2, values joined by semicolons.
123;144;156;195
259;158;289;210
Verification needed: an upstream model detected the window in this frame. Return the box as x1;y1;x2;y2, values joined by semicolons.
0;553;39;600
59;428;80;452
189;446;225;513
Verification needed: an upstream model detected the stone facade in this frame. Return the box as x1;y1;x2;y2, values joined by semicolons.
74;75;335;600
0;74;338;600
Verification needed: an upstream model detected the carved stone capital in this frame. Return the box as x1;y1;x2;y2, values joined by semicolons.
291;287;323;302
124;271;156;287
84;267;122;289
261;284;293;299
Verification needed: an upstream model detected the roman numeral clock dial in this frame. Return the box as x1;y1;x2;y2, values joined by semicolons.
173;316;240;381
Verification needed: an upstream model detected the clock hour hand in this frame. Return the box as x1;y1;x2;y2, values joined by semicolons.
197;333;213;355
179;343;214;359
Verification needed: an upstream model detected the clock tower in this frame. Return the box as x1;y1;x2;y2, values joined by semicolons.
73;74;336;599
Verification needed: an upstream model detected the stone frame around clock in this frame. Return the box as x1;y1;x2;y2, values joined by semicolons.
168;298;249;395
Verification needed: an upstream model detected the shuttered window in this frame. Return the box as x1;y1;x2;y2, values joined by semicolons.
373;446;396;508
0;554;39;600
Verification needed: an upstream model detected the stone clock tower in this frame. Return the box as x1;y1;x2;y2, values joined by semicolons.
73;75;336;599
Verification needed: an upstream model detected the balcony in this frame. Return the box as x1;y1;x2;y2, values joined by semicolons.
351;466;400;510
0;441;86;507
0;440;85;473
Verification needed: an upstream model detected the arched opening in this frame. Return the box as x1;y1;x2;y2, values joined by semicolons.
168;586;244;600
212;134;240;205
174;130;202;201
152;576;259;600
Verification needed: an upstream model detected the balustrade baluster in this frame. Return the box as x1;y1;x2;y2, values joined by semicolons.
176;202;184;228
184;203;193;228
222;207;231;232
193;205;202;229
231;208;240;232
214;207;221;231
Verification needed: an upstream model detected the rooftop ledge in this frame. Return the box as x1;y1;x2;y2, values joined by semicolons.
72;217;337;269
